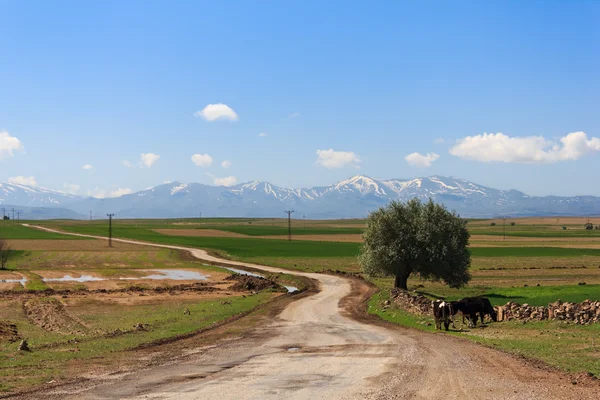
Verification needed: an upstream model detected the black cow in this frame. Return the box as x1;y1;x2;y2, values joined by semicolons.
453;297;497;327
432;300;453;331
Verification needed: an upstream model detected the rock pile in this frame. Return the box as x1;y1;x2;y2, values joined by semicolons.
498;299;600;325
390;289;433;316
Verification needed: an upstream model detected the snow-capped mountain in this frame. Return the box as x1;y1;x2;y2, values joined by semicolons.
2;176;600;219
0;182;80;208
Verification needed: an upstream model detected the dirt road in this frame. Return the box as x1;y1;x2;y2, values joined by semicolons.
22;225;600;399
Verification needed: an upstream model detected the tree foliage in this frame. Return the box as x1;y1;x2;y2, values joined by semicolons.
358;199;471;290
0;238;11;270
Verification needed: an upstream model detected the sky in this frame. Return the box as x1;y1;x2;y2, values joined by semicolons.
1;1;599;197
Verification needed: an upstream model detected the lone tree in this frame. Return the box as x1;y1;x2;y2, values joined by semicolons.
359;199;471;290
0;238;11;270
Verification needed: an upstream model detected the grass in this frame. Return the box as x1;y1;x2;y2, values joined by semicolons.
0;291;275;393
0;225;90;240
194;225;364;236
369;289;600;376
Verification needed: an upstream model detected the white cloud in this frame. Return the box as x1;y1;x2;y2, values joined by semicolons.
288;112;300;118
63;183;81;194
221;160;231;168
434;138;445;144
8;176;37;186
194;103;239;121
191;153;213;167
0;131;24;159
88;187;133;198
449;131;600;164
258;132;268;137
316;149;360;169
121;160;133;168
140;153;160;168
82;164;94;170
405;152;440;168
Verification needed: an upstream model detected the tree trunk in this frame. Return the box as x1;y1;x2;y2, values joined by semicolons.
394;269;411;290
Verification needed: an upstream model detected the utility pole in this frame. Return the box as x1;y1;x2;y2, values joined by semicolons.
303;214;306;230
17;211;21;223
503;217;506;240
107;214;115;247
89;210;92;221
285;210;294;241
1;208;5;226
11;208;15;226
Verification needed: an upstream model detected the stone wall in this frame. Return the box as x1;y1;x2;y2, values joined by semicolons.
390;289;600;326
498;299;600;325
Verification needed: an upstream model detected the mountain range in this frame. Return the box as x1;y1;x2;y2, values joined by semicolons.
1;176;600;219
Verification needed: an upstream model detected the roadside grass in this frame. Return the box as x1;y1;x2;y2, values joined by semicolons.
0;291;275;393
368;290;600;376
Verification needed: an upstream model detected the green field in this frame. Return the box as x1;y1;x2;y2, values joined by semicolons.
0;225;90;240
14;217;600;379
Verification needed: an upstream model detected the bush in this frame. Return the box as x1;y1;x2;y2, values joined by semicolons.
585;222;594;230
510;222;516;226
490;222;496;226
562;226;567;230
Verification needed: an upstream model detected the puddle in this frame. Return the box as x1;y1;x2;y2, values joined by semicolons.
44;274;105;282
42;269;209;283
123;270;210;281
1;277;28;286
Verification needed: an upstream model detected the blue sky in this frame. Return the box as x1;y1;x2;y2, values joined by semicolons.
1;1;599;197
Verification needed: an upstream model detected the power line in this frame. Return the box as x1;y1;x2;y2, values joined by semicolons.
107;214;115;247
285;210;294;241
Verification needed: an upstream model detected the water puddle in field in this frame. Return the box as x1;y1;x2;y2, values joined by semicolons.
44;274;105;282
1;277;28;286
122;270;210;281
42;270;210;283
218;266;299;293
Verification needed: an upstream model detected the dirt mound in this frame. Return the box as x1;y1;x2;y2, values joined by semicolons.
225;275;279;292
0;321;20;342
23;297;88;334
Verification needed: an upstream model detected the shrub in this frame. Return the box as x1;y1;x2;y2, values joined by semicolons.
562;226;567;230
490;222;496;226
510;222;516;226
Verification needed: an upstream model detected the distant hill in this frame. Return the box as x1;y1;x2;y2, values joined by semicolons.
2;176;600;219
0;204;85;220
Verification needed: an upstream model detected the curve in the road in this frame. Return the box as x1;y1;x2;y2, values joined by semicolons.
23;225;600;400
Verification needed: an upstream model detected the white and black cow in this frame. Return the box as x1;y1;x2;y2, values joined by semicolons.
432;300;453;331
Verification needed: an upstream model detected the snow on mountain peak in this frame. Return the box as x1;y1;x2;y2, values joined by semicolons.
170;183;188;195
333;175;387;195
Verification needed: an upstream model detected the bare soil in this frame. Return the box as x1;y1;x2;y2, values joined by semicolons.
0;321;20;342
23;297;89;334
